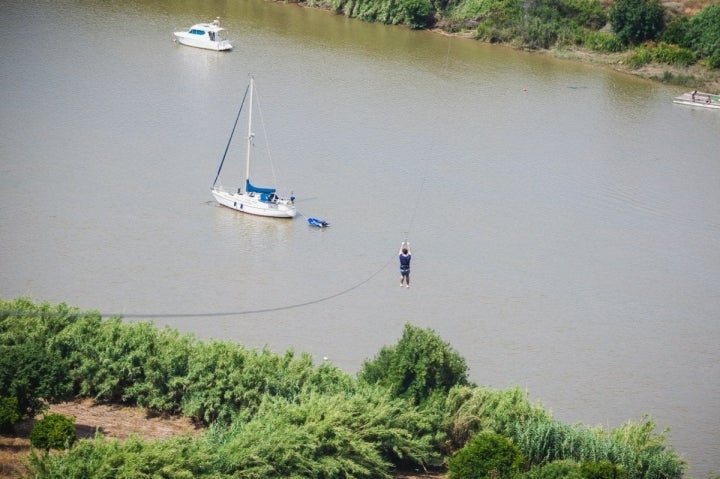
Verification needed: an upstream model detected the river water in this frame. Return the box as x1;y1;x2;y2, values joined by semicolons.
1;0;718;475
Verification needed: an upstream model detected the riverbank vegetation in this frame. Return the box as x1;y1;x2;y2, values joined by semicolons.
1;298;688;478
301;0;719;90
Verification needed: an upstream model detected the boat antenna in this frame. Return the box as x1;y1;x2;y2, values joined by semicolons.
212;83;250;189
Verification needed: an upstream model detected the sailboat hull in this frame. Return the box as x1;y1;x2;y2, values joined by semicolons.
212;187;296;218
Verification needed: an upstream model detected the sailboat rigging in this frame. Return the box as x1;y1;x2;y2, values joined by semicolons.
211;77;297;218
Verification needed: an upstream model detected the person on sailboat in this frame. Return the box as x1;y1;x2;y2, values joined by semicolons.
399;241;412;288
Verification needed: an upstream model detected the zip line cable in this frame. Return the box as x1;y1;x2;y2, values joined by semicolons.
107;258;393;318
1;258;394;320
403;177;425;241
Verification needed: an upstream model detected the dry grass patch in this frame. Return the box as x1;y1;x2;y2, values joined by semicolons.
0;400;199;479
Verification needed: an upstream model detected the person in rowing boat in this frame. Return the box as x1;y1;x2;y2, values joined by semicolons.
399;241;412;288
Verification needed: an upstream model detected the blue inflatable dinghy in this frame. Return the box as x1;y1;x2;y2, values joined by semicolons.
308;217;329;228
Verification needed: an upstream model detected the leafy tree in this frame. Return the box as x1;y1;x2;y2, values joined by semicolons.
684;2;720;59
30;413;77;450
358;323;469;405
448;431;524;478
609;0;666;45
0;396;21;433
403;0;435;28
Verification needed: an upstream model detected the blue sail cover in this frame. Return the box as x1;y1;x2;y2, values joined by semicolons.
246;180;276;195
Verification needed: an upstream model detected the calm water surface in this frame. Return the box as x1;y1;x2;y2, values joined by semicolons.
1;0;719;475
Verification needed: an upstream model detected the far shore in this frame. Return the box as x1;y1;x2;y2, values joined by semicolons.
428;26;720;92
296;1;720;93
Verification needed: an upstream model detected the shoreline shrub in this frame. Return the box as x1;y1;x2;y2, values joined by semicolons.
585;31;624;52
358;323;469;406
448;431;524;478
30;413;77;450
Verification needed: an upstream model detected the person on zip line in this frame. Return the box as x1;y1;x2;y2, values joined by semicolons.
399;241;412;288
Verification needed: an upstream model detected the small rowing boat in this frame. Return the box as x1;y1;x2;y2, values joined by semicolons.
673;90;720;110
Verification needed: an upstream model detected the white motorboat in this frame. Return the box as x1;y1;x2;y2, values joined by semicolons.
173;18;232;51
211;77;297;219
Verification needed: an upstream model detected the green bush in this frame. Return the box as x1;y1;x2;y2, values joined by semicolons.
625;42;696;67
653;42;696;66
704;53;720;69
448;431;524;478
0;298;100;418
660;16;689;46
29;434;212;478
519;459;584;478
210;388;439;476
73;318;167;405
585;31;625;52
625;44;654;66
29;413;77;450
358;323;469;406
337;0;432;26
580;460;622;479
609;0;666;45
0;396;21;433
558;0;607;29
519;459;621;479
118;326;193;415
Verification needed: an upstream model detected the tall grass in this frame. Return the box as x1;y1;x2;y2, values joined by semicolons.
442;385;551;451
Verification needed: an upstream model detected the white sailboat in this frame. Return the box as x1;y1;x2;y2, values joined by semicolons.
211;77;297;218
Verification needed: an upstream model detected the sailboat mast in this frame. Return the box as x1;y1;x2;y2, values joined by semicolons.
245;77;254;186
